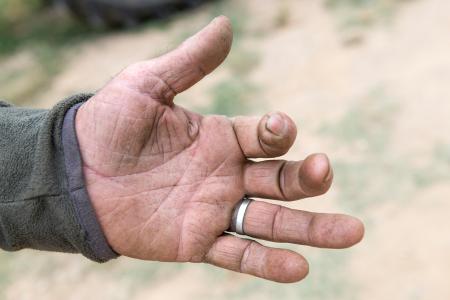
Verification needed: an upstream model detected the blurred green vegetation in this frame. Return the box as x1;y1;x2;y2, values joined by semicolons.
321;88;399;154
0;253;13;300
326;0;409;11
0;0;403;104
319;88;450;215
0;0;42;24
206;3;262;116
0;0;409;59
0;13;92;57
0;1;95;57
326;0;411;28
205;79;258;116
318;90;407;213
0;0;96;103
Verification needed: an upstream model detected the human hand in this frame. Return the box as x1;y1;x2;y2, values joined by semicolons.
75;16;364;283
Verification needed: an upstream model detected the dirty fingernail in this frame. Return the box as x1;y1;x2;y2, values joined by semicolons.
323;166;333;183
266;113;287;136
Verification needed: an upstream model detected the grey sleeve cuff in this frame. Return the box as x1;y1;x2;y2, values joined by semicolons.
62;102;119;262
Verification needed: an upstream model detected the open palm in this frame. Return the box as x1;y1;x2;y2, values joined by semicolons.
75;16;364;283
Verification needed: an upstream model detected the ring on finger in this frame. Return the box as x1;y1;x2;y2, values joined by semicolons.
229;196;253;235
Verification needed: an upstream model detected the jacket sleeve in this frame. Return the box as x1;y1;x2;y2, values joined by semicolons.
0;94;118;262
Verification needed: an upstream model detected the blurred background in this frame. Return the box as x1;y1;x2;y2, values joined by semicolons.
1;0;449;299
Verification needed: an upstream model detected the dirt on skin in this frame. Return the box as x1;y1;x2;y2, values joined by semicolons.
1;0;450;299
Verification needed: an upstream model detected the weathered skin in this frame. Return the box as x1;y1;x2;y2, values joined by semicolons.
75;16;364;283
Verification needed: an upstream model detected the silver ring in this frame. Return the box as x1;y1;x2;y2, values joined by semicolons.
230;197;253;235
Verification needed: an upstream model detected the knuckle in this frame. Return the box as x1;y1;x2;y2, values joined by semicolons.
271;206;283;240
239;240;255;273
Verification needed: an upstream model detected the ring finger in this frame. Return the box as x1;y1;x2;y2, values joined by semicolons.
236;200;365;249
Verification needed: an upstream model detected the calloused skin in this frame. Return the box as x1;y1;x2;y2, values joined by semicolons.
75;16;364;283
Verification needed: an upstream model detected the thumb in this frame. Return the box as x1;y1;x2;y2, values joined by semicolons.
128;16;233;105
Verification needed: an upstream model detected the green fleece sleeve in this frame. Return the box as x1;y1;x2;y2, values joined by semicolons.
0;94;117;262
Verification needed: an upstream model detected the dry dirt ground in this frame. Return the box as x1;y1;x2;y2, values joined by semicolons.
1;0;449;299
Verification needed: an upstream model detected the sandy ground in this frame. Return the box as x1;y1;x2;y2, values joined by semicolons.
1;0;449;299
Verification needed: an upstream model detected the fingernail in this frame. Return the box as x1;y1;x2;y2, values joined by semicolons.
323;164;333;183
210;15;223;24
266;113;287;136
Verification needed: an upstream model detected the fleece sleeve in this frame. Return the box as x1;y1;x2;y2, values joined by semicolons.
0;94;118;262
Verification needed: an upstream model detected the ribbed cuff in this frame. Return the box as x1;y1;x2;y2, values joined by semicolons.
62;102;119;262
